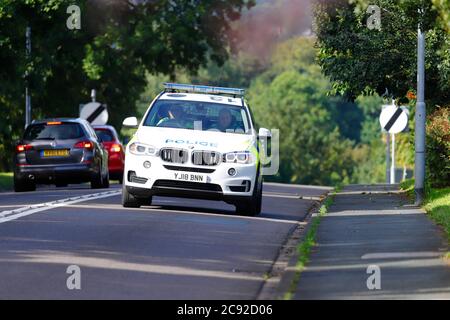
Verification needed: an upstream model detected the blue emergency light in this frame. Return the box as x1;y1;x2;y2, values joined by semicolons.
164;83;245;97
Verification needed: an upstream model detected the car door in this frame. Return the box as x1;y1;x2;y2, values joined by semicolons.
85;123;108;175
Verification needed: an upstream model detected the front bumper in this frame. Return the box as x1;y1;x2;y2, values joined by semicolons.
124;153;258;202
15;163;97;183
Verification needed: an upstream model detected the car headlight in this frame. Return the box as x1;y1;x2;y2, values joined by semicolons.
223;151;254;164
129;142;157;156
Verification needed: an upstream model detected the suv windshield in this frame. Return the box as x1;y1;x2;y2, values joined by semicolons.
143;100;251;134
24;123;85;140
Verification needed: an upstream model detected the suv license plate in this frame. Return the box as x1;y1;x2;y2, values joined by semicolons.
174;172;207;183
42;149;70;157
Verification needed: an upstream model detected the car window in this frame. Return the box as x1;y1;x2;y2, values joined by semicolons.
24;123;85;140
143;100;251;134
95;129;115;142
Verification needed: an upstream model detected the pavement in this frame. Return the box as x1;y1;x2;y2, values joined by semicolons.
0;182;331;299
294;184;450;300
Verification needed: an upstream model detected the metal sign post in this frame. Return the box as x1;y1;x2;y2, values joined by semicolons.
390;133;396;184
386;133;391;184
380;102;409;184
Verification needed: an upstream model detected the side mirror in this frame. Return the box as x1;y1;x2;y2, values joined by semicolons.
122;116;138;128
258;128;271;138
258;128;272;166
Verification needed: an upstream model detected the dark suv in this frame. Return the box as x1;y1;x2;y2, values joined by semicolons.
14;119;110;192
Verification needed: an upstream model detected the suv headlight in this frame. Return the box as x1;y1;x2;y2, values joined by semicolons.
223;151;254;164
129;142;157;156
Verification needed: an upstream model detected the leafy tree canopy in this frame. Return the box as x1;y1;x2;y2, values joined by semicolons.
314;0;450;108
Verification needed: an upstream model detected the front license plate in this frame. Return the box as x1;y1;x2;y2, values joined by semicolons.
42;149;70;157
173;172;207;183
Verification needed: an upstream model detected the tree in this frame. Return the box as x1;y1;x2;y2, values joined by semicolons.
249;69;356;185
433;0;450;32
314;0;450;187
191;52;266;88
247;37;359;186
356;94;384;144
0;0;254;170
314;0;450;108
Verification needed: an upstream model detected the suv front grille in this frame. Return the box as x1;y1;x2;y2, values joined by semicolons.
160;148;188;164
153;180;222;192
192;151;221;166
163;165;215;174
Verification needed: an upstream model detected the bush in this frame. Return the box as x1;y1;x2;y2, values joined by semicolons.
427;106;450;187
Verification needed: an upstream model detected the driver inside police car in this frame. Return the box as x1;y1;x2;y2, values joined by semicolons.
156;104;188;128
216;108;235;132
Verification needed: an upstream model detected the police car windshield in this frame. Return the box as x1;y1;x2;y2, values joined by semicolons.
143;100;251;134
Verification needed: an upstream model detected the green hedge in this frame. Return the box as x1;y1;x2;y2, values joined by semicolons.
427;107;450;187
0;172;12;191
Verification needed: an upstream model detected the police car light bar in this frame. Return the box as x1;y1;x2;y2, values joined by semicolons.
164;83;245;97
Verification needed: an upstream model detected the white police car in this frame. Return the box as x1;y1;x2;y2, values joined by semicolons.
121;83;271;216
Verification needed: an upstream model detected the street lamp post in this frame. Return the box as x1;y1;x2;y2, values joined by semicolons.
25;26;31;128
414;25;426;205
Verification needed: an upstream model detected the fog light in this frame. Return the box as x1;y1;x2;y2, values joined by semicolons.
143;161;151;169
228;168;236;176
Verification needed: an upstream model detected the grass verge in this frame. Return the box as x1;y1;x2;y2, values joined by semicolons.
0;172;13;191
400;179;450;252
283;187;340;300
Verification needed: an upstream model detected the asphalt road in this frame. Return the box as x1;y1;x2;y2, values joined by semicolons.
0;182;330;299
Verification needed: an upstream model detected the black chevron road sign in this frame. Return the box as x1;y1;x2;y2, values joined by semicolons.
79;102;108;125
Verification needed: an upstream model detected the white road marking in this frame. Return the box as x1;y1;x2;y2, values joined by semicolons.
361;252;443;259
0;190;121;224
265;182;332;190
263;192;300;199
0;205;25;208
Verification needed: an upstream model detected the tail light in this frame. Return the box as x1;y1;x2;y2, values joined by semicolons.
16;144;32;153
110;144;121;153
74;141;94;150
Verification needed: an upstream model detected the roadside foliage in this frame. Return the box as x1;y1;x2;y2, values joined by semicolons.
314;0;450;187
427;107;450;187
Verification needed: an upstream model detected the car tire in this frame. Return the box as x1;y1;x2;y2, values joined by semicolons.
102;170;110;189
235;180;262;216
13;175;36;192
122;184;141;208
91;167;103;189
137;196;153;207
